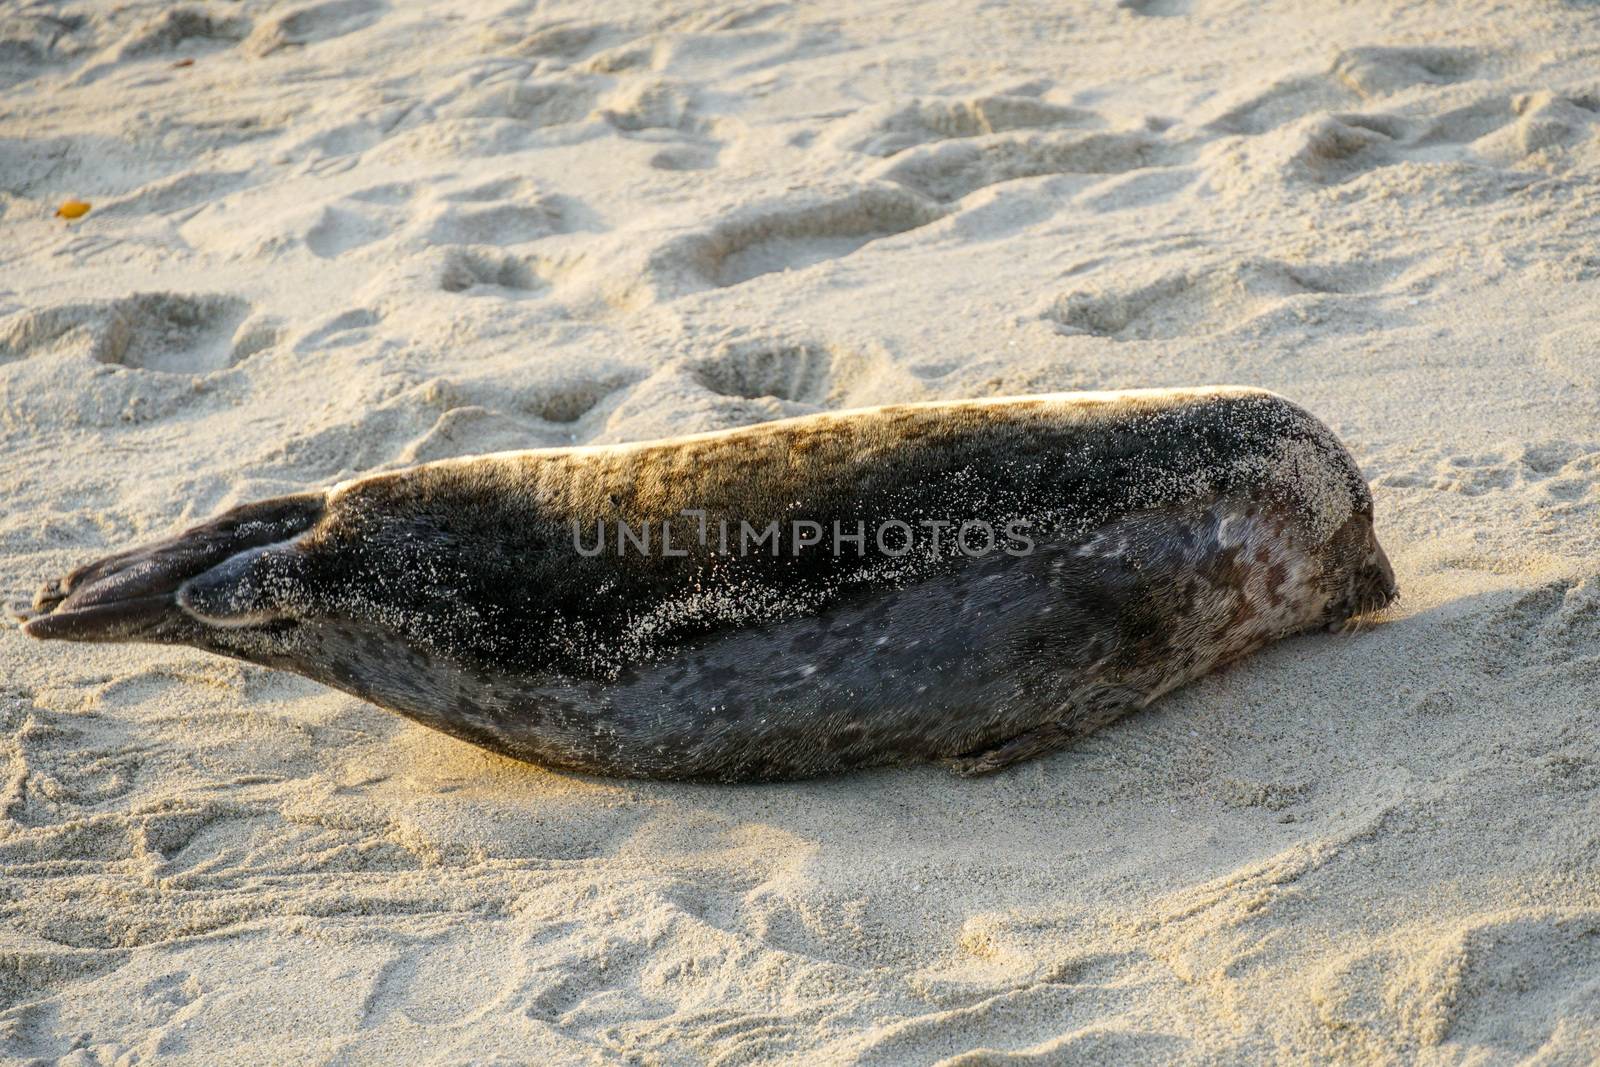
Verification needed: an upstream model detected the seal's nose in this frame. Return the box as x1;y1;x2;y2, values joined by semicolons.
1367;539;1399;608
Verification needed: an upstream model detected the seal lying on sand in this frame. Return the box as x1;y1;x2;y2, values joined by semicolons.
17;388;1397;782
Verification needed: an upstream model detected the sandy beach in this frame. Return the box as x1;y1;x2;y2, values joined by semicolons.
3;0;1599;1061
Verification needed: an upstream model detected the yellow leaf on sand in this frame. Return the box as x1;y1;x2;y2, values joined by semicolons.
55;199;91;219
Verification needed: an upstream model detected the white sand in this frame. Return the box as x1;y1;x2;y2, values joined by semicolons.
3;0;1599;1061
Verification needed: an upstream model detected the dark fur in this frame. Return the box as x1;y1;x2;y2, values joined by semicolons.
16;389;1397;782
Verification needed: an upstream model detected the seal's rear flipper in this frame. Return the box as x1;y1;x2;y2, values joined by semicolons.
19;493;325;644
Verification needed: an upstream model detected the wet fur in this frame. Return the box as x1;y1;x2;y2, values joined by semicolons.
16;388;1398;782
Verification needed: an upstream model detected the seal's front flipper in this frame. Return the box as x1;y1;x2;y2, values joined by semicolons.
945;687;1144;777
19;493;325;643
946;722;1077;777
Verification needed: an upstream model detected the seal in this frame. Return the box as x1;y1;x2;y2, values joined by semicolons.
16;387;1398;782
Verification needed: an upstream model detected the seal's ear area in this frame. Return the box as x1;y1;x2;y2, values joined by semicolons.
19;493;325;643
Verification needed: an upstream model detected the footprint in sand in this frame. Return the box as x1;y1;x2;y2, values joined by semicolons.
484;18;613;64
0;11;88;88
264;362;638;477
63;7;250;85
1039;258;1403;342
180;193;390;260
1331;46;1480;97
827;92;1100;158
241;0;385;59
0;292;253;374
1200;45;1595;188
1208;46;1481;136
406;175;594;248
436;249;544;295
686;338;837;406
117;8;250;59
1473;576;1600;678
643;334;918;423
431;69;603;129
598;77;700;132
1379;442;1600;501
650;186;944;294
877;128;1178;202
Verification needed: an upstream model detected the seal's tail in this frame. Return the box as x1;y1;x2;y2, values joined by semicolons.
14;493;325;643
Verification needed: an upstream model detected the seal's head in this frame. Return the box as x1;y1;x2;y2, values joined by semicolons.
1320;508;1400;630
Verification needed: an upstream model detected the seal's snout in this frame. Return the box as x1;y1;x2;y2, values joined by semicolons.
1364;538;1399;611
1323;514;1399;631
